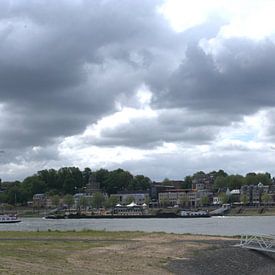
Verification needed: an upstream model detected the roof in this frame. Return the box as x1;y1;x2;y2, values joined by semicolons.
127;202;137;207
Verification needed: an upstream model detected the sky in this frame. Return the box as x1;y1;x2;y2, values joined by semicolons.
1;0;275;181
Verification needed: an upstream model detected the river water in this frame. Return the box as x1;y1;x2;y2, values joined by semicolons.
1;216;275;236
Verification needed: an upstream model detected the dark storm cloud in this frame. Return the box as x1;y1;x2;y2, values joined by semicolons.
86;36;275;148
2;0;275;176
0;0;181;150
153;38;275;115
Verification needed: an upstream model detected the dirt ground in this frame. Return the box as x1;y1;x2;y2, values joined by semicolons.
0;232;274;274
66;234;227;274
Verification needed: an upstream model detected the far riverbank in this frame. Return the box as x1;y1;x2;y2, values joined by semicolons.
9;206;275;218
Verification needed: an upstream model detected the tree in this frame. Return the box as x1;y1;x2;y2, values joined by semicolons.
129;175;151;191
257;173;272;186
82;167;92;185
22;176;46;197
63;194;74;210
79;196;88;210
261;193;270;206
200;196;209;206
245;173;258;186
51;195;60;208
144;196;150;205
240;194;249;205
94;169;109;190
179;196;188;208
104;196;119;208
103;169;134;194
37;169;58;190
57;167;83;194
182;176;192;189
91;192;105;209
218;192;228;204
125;196;135;205
159;197;169;208
227;175;244;190
193;171;205;178
213;176;227;191
216;170;228;178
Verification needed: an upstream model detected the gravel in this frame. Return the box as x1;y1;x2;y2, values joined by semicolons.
167;240;275;275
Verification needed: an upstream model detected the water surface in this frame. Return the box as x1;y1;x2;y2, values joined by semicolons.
1;216;275;236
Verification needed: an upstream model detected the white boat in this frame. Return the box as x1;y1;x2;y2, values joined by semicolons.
180;210;210;218
0;215;21;223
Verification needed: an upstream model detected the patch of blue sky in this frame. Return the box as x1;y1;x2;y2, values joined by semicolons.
231;133;256;142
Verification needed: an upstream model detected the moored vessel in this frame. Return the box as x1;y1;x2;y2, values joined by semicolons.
180;210;210;218
0;214;21;223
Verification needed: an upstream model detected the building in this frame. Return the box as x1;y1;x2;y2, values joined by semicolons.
158;189;198;207
33;193;47;208
192;173;215;191
150;183;175;200
240;183;269;205
230;189;241;203
73;193;93;209
85;174;101;194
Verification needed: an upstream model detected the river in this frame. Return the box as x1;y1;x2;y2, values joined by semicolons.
1;216;275;236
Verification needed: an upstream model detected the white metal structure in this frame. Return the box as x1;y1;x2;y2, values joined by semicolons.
238;234;275;253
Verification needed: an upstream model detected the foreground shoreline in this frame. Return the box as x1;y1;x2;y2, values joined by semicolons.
0;230;274;274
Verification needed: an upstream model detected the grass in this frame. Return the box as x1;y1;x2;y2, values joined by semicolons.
0;229;146;239
0;231;131;274
0;230;234;274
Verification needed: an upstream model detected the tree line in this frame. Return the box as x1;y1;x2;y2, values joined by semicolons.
0;167;273;206
181;170;273;191
0;167;151;205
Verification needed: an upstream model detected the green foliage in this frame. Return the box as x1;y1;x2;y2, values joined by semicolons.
82;167;92;185
227;175;245;190
102;169;134;194
218;192;229;204
193;171;205;178
200;196;209;206
79;196;89;210
261;192;270;205
128;175;151;191
179;196;188;207
91;192;105;209
125;196;135;205
213;176;227;191
182;176;192;189
245;172;272;186
162;178;170;184
63;194;74;209
240;194;249;205
104;196;119;208
159;197;169;207
23;176;46;196
51;195;60;207
0;167;152;205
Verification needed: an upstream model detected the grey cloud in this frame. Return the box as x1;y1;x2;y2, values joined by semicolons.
115;148;275;181
153;38;275;116
2;1;275;180
0;0;181;150
85;109;222;148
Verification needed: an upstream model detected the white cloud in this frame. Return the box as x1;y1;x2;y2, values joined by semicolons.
160;0;275;40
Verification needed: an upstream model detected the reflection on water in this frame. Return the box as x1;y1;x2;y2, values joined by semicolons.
0;216;275;236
